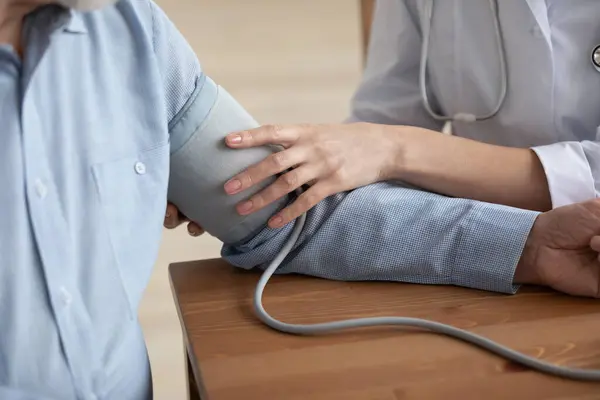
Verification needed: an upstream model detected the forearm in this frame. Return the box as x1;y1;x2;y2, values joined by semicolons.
393;128;552;212
222;182;539;294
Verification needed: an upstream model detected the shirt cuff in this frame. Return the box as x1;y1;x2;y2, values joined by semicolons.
532;142;596;208
452;204;539;294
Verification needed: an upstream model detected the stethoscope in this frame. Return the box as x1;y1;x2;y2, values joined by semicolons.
592;45;600;72
420;0;600;136
419;0;507;135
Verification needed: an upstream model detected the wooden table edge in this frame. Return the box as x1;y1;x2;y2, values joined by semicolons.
168;259;600;399
169;261;207;400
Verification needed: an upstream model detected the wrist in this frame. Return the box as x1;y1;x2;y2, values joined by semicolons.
513;216;543;285
378;124;425;181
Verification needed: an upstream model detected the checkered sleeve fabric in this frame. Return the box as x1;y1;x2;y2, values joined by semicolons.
147;1;203;128
221;182;539;294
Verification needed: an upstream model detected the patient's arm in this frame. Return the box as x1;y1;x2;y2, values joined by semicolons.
167;74;540;295
223;182;540;294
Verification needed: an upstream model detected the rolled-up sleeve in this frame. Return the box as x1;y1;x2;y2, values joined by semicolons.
146;1;218;149
223;182;539;294
532;141;597;208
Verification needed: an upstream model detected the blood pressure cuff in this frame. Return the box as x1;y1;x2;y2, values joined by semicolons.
167;76;288;244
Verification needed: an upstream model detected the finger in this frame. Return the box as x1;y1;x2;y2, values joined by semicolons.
236;164;319;216
187;222;205;237
590;236;600;252
267;182;333;228
164;202;188;229
225;124;305;149
225;146;309;195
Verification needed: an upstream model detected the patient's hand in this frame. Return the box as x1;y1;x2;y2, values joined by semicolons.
515;199;600;298
164;202;204;236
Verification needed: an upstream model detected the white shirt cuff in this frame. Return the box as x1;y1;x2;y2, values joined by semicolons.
532;142;596;208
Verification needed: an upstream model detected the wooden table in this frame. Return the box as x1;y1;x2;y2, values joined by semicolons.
170;258;600;400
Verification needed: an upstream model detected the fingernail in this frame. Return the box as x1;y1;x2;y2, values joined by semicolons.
269;215;283;227
228;134;242;144
165;211;171;218
225;179;242;193
238;200;253;214
188;227;201;236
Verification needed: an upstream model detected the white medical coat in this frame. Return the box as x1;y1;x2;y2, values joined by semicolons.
349;0;600;208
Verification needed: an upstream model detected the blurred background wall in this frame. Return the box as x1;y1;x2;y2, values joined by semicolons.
139;1;363;398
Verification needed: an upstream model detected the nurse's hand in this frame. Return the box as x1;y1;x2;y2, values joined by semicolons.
223;123;403;228
164;202;204;236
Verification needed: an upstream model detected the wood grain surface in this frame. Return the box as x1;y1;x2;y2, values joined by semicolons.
170;258;600;400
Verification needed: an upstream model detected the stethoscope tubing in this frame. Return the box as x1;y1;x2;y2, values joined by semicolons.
419;0;508;125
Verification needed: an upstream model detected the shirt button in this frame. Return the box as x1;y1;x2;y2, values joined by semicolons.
34;179;47;199
531;25;544;39
134;161;146;175
59;286;72;307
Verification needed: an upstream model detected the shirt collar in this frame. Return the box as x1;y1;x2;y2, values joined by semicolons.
62;9;88;34
26;5;88;35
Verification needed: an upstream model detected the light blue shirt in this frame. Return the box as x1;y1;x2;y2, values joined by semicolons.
1;1;542;399
0;2;201;399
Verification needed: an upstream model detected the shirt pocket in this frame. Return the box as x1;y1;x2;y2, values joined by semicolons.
91;142;169;315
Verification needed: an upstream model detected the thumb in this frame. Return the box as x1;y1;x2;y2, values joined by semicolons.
590;235;600;253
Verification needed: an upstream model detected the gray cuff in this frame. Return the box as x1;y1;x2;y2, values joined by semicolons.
168;79;288;243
